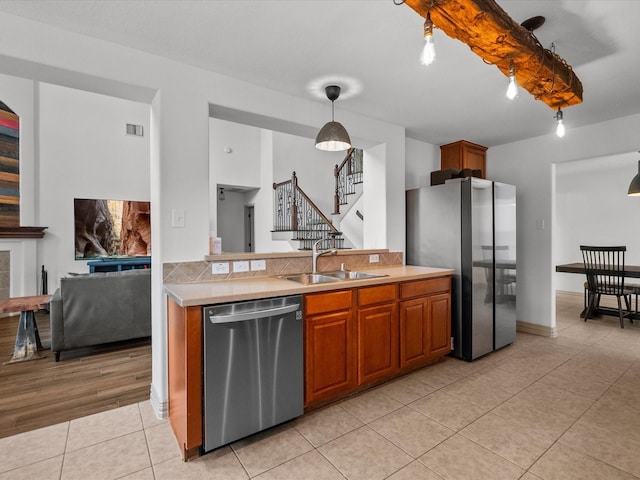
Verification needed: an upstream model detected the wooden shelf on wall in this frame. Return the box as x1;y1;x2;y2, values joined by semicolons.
0;227;47;239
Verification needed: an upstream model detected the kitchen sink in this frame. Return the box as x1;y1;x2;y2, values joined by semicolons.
280;270;388;284
282;273;342;285
323;270;389;280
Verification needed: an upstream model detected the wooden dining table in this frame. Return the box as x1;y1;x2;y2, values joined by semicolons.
556;263;640;319
556;262;640;278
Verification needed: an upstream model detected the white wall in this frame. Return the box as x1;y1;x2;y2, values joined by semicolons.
0;10;407;417
209;118;262;237
405;137;439;189
363;144;387;249
209;119;262;189
555;151;640;292
38;82;150;287
488;112;640;330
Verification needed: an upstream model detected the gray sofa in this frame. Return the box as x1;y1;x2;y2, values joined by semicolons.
50;268;151;361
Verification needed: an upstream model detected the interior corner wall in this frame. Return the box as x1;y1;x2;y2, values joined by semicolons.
487;112;640;330
405;137;439;190
38;82;150;288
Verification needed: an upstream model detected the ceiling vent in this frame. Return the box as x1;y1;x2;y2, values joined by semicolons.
126;124;144;136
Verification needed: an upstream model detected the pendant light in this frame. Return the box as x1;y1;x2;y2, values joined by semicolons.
628;157;640;196
315;85;351;152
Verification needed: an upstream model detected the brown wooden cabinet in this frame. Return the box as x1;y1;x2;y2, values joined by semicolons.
399;296;429;369
427;293;452;357
304;289;355;406
304;276;451;409
440;139;487;179
357;284;398;385
167;298;203;461
399;277;451;369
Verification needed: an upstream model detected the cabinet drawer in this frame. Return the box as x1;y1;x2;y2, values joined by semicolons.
358;284;397;306
305;290;352;315
400;277;450;299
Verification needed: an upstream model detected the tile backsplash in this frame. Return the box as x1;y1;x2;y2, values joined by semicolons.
163;250;403;284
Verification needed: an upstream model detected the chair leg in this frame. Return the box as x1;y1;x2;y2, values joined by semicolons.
585;292;596;321
624;295;633;324
617;296;625;328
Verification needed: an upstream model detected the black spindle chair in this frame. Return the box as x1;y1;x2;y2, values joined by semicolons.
580;245;634;328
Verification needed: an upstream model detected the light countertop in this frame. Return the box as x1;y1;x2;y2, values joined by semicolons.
164;265;454;307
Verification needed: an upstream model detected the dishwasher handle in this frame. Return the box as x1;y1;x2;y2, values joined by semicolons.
207;303;301;324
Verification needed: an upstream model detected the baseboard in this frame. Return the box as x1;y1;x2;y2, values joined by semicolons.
150;383;168;419
516;319;558;338
556;290;583;297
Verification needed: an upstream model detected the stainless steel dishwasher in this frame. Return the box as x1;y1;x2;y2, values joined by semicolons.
203;295;303;452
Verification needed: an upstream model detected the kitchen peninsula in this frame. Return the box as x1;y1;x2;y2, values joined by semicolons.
164;251;453;460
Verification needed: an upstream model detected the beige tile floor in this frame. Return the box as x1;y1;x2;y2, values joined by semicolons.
2;292;640;479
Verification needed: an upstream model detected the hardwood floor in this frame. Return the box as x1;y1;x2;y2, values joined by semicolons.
0;311;151;439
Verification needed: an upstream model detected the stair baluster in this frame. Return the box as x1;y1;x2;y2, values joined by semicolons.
273;172;344;250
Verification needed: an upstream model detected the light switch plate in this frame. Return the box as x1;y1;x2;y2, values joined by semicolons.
212;262;229;274
171;209;185;228
251;259;266;271
369;254;380;263
233;261;250;272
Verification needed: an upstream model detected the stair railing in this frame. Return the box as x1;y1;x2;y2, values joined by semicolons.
273;171;340;238
333;148;364;214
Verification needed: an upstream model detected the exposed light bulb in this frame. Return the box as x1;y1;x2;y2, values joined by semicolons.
555;108;565;138
506;59;518;100
421;13;436;66
506;74;518;100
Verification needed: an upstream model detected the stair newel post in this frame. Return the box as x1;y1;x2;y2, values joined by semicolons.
291;171;298;231
333;164;340;215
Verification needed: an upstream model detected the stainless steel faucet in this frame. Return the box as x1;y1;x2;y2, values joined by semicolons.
312;238;337;273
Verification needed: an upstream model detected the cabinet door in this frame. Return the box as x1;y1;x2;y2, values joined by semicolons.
428;293;451;357
305;309;354;406
400;292;452;368
357;303;398;385
399;297;429;369
464;145;486;175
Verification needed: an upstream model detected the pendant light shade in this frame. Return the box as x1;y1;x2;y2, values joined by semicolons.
628;159;640;196
315;85;351;152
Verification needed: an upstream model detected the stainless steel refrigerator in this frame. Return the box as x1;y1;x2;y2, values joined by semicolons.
406;177;516;361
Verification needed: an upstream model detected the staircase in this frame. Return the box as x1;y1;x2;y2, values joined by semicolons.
272;148;364;250
333;148;364;215
272;172;345;250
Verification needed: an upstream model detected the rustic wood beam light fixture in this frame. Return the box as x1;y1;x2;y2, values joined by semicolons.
401;0;583;109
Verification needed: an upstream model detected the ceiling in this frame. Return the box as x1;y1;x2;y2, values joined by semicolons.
0;0;639;147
